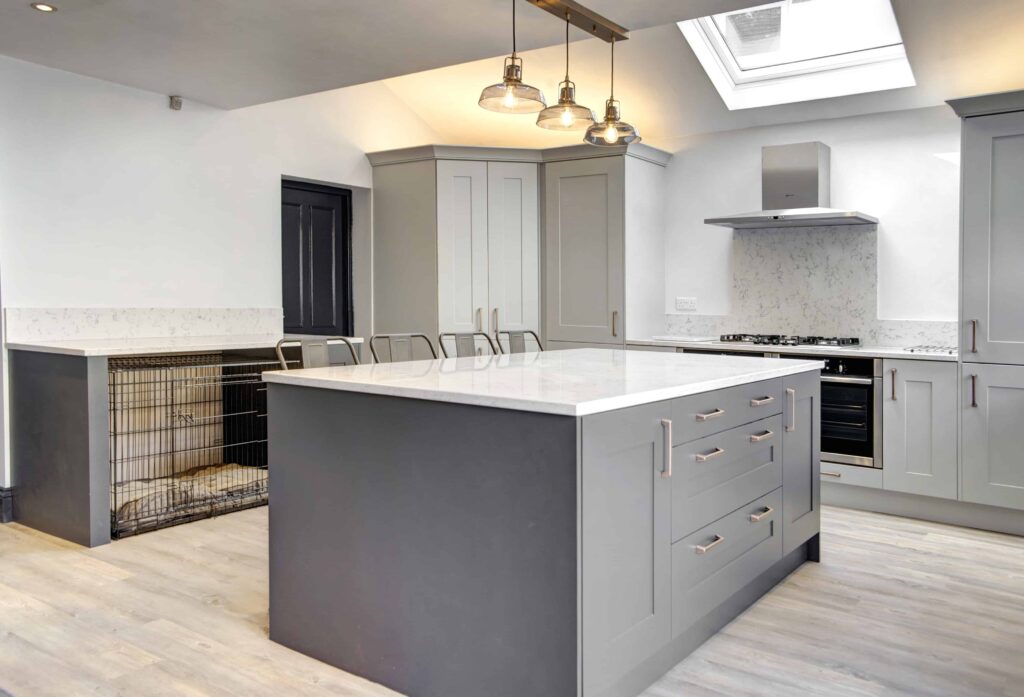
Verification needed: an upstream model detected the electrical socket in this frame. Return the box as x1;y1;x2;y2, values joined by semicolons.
675;297;698;312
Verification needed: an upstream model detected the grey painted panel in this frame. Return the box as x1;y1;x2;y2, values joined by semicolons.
670;378;783;444
672;488;783;637
882;359;958;500
672;414;783;540
782;370;821;557
9;351;111;547
581;402;670;697
962;363;1024;510
268;385;578;697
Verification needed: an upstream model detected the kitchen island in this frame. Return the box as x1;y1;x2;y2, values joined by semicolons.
264;349;822;697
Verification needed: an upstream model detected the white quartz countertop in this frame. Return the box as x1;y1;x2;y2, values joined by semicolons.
6;334;364;357
263;348;823;416
630;338;958;362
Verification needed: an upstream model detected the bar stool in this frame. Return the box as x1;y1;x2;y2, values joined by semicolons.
438;332;500;358
369;333;438;363
496;330;544;354
275;336;361;370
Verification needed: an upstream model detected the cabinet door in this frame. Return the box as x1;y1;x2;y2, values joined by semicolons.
882;360;958;500
962;363;1024;510
581;403;671;696
961;111;1024;364
544;157;625;346
437;160;489;336
782;371;821;557
487;162;539;338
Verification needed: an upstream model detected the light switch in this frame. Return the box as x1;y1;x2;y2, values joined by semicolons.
675;297;698;312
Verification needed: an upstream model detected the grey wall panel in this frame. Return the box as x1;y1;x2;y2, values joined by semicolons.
268;385;578;697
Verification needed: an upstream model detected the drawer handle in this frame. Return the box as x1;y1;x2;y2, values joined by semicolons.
822;471;842;478
749;506;774;523
660;419;672;478
695;535;724;555
695;408;725;422
750;396;774;407
749;430;774;443
695;447;725;463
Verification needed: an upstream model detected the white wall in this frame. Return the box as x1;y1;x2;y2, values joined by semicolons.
662;106;960;322
0;55;440;486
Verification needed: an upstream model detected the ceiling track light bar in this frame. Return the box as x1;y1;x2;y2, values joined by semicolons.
526;0;629;43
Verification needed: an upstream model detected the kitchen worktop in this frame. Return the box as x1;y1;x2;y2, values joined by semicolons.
631;337;958;362
262;348;822;416
6;333;364;357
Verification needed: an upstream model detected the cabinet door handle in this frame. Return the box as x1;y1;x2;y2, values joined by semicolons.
822;471;842;478
476;307;483;332
970;319;978;353
785;388;796;432
695;408;725;422
695;535;724;555
611;310;618;338
749;506;774;523
890;368;897;400
750;430;774;443
695;447;725;463
750;396;775;407
660;419;672;478
970;374;978;408
492;308;499;336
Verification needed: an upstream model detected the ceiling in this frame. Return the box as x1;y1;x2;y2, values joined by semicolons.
382;0;1024;148
0;0;756;109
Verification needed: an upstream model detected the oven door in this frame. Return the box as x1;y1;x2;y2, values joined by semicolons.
820;375;881;468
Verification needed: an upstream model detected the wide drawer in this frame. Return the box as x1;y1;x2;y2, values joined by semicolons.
820;461;883;488
671;378;783;444
672;488;783;638
672;414;783;541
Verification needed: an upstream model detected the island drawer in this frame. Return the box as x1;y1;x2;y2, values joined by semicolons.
671;378;783;444
671;487;783;638
672;414;783;541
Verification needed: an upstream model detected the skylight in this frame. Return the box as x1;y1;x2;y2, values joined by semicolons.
679;0;915;110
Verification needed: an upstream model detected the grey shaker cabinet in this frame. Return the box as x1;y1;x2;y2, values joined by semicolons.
959;109;1024;364
781;370;821;557
962;363;1024;510
882;359;958;500
581;402;672;697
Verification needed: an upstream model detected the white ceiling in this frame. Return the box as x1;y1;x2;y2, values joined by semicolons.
0;0;756;109
382;0;1024;148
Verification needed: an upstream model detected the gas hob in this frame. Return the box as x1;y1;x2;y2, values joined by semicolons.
719;334;861;347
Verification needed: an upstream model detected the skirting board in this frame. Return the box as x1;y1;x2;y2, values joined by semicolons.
823;483;1024;537
0;487;13;524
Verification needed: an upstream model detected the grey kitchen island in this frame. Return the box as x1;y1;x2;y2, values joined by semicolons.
264;349;822;697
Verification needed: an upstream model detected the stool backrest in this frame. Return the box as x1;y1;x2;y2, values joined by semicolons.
438;332;500;358
369;333;438;363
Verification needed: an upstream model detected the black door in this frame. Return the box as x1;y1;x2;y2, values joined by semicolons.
281;181;353;336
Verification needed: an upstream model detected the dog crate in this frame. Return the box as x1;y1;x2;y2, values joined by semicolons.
108;353;280;538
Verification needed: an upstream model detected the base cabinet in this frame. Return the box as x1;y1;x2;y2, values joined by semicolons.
781;371;821;557
883;360;958;500
962;363;1024;510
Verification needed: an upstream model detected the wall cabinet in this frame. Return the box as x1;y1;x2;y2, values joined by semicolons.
962;363;1024;510
882;359;958;500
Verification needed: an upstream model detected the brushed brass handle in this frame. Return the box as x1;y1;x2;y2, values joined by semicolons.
492;308;498;336
611;310;618;338
891;368;897;400
749;430;774;443
785;388;796;432
695;408;725;422
749;506;774;523
476;307;483;332
695;447;725;463
660;419;672;478
750;396;775;407
971;374;978;408
695;535;724;555
822;471;842;478
970;319;978;353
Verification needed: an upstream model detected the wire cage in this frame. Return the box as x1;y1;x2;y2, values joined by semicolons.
108;353;278;538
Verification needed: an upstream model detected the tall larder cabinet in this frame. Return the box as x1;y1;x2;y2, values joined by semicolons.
949;91;1024;511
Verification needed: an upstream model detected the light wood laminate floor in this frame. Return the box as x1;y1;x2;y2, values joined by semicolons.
0;506;1022;697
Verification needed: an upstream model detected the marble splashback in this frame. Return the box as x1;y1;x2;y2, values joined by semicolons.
665;225;958;348
4;307;283;343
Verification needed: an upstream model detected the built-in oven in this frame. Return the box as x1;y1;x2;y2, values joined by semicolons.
817;357;882;469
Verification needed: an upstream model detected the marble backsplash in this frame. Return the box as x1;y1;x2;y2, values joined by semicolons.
664;225;958;348
4;307;283;343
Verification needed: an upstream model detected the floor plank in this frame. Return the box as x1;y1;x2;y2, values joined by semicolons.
0;506;1021;697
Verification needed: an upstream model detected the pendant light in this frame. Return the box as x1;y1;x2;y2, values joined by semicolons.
478;0;546;114
536;14;595;131
584;37;641;146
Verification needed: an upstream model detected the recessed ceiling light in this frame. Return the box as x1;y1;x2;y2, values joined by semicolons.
31;3;57;12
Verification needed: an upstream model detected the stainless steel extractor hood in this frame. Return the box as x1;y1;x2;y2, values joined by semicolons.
704;142;878;229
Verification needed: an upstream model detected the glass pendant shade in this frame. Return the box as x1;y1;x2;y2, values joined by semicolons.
536;81;595;130
479;57;547;113
584;99;641;146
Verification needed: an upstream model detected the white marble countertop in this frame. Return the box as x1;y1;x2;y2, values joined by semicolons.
629;337;958;362
6;334;364;357
263;348;823;416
